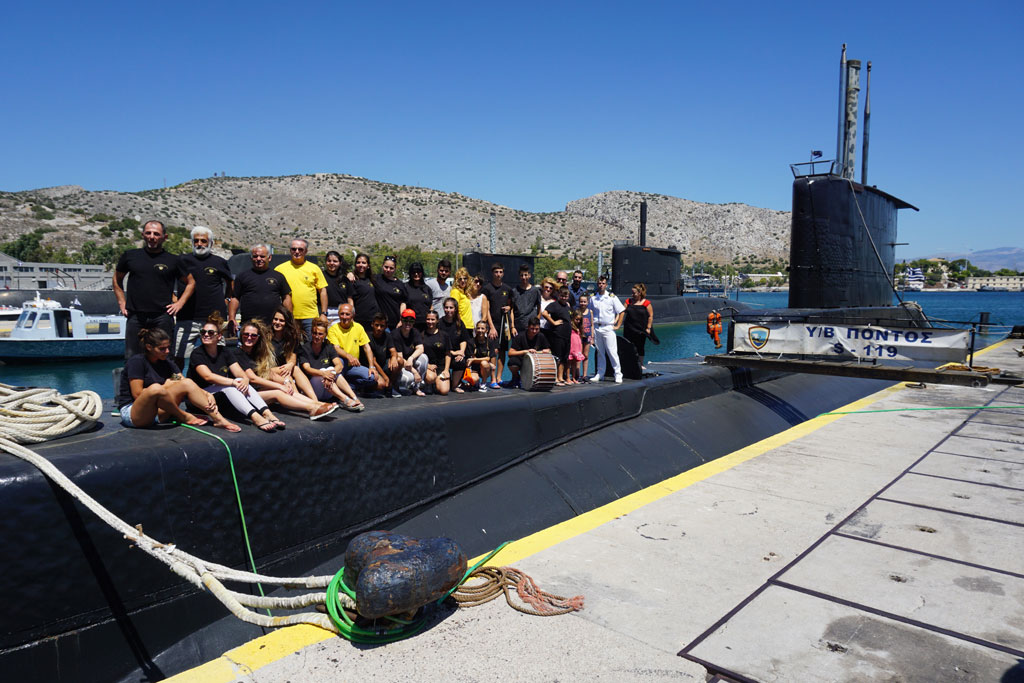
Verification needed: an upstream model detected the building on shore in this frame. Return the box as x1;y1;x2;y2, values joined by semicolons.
965;274;1024;291
0;252;109;290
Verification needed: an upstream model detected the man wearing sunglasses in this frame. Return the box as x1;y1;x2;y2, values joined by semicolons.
275;238;328;336
228;244;292;330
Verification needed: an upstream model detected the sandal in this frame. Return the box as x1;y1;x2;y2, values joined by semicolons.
184;416;209;427
343;398;365;413
257;422;277;433
214;422;242;433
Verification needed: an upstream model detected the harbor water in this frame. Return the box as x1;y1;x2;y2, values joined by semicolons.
1;291;1020;398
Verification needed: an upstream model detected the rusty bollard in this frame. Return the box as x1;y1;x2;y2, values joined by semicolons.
343;531;467;619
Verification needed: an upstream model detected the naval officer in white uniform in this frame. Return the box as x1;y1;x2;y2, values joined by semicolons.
588;275;624;383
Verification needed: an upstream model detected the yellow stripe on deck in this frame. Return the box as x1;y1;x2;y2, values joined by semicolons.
168;338;1012;682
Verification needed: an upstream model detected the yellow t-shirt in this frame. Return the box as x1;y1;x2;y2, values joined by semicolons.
274;260;326;320
327;321;369;358
451;288;474;329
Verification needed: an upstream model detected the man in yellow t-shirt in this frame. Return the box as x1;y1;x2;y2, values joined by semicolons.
326;303;376;392
274;238;327;335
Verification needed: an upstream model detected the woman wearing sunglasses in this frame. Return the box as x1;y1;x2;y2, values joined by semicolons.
232;320;337;421
187;312;281;432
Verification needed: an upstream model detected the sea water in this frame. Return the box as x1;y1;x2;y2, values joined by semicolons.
2;291;1020;398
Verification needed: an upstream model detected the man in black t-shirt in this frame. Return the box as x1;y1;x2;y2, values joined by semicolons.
481;263;516;386
227;244;293;328
172;226;233;368
114;220;194;358
366;313;401;396
506;316;551;388
513;264;541;333
390;309;428;395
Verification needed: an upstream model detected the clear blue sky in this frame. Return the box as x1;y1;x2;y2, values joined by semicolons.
2;1;1020;259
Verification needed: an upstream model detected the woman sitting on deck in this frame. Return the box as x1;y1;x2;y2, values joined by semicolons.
269;306;319;401
233;320;337;421
187;312;282;432
298;319;365;412
119;327;240;431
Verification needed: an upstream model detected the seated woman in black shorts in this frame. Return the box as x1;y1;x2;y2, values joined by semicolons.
466;320;495;391
119;327;239;431
269;306;318;401
298;319;365;412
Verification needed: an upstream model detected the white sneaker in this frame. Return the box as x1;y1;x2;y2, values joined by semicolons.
614;374;623;384
589;374;601;382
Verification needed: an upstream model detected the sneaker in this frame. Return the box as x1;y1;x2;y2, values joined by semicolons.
511;378;521;389
309;403;338;420
614;374;623;384
478;383;488;393
589;374;601;382
390;388;402;398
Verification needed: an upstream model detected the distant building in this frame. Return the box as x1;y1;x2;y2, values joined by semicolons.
0;252;109;290
965;275;1024;291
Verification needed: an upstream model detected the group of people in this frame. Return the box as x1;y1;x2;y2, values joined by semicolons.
114;220;654;431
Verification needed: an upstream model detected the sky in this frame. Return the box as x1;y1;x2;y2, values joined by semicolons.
2;1;1020;260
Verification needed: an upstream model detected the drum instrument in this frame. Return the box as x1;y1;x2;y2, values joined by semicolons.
521;352;557;391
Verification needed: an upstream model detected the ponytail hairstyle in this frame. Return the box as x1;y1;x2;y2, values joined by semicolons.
138;326;170;350
205;310;226;333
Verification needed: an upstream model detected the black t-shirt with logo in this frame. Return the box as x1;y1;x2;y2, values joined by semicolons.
471;335;496;359
178;253;232;320
421;330;451;367
350;275;379;327
233;268;291;325
118;353;180;408
481;281;515;329
513;285;542;329
390;327;423;360
115;249;186;314
438;317;468;353
405;281;433;324
374;275;408;330
298;341;339;373
187;344;234;385
324;271;351;309
367;331;395;369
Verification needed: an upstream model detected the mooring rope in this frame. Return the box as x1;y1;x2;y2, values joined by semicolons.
0;383;582;642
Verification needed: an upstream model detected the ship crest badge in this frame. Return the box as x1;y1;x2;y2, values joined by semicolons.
748;326;770;350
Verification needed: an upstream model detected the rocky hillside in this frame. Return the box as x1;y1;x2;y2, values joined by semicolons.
0;174;790;262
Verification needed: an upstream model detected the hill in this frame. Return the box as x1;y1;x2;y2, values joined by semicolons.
0;174;790;265
926;247;1024;273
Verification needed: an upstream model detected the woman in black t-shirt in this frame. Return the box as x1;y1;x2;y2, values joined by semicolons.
269;306;318;401
323;250;352;315
421;310;452;395
466;320;495;390
439;297;469;392
374;255;408;330
232;320;337;421
189;312;281;431
119;326;239;431
405;262;433;332
348;252;380;329
298;319;365;412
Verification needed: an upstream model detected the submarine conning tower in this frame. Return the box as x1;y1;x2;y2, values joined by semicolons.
788;175;916;308
788;44;918;309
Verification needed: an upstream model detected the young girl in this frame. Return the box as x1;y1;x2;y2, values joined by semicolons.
576;293;593;381
466;320;494;391
568;311;586;384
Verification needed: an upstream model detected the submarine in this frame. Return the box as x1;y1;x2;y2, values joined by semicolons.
0;47;944;682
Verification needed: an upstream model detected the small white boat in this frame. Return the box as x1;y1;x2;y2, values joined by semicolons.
0;293;125;362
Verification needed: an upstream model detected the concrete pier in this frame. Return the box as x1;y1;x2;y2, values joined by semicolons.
170;339;1024;682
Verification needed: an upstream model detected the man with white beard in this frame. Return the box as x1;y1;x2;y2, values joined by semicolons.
172;226;233;369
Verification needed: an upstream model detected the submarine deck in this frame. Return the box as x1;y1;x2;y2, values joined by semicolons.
171;339;1024;682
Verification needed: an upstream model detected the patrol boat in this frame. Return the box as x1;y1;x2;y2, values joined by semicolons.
0;293;125;362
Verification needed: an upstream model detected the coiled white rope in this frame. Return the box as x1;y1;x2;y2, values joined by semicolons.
0;382;352;631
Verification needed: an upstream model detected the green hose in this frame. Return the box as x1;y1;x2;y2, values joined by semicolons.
177;422;270;615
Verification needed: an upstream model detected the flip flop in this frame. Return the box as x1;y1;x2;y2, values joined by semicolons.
257;422;277;433
215;422;242;433
272;420;287;430
185;417;209;427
